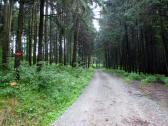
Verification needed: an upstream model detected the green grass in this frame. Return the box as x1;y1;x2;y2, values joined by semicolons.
0;64;94;126
106;69;168;86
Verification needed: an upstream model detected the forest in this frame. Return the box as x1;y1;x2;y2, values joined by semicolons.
0;0;168;126
96;0;168;75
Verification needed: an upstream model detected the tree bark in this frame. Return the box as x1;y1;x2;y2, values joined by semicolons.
28;6;34;66
44;0;48;62
33;4;38;65
59;29;63;64
37;0;45;71
72;17;80;67
14;0;24;80
2;0;13;70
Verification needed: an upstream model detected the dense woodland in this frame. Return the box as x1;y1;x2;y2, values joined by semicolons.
0;0;168;76
0;0;168;78
0;0;99;125
0;0;168;125
0;0;97;79
97;0;168;75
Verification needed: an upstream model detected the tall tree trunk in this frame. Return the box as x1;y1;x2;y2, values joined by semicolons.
14;0;24;80
37;0;45;71
28;6;34;66
72;17;80;67
33;4;37;65
64;35;66;65
44;0;48;62
59;29;63;64
49;16;53;64
2;0;13;70
54;32;58;64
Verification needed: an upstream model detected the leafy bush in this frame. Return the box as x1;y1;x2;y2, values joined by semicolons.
160;76;168;87
127;73;144;80
0;70;15;83
142;75;158;83
107;69;144;80
106;69;168;86
0;87;16;97
0;64;94;126
107;69;129;77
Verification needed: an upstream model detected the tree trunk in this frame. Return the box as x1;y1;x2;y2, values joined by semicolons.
72;17;80;67
64;35;66;65
14;0;24;80
33;4;37;65
2;0;13;70
54;32;58;64
28;6;34;66
37;0;45;71
59;29;63;64
49;16;53;64
44;0;48;62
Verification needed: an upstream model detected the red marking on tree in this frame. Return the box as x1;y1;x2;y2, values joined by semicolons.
15;51;23;57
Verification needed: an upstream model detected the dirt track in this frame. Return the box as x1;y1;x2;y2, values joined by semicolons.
52;70;168;126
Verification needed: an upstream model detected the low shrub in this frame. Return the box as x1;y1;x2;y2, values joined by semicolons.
106;69;168;86
127;73;144;80
160;76;168;87
0;64;94;126
142;75;158;83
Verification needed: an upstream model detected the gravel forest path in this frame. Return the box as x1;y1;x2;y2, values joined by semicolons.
52;70;168;126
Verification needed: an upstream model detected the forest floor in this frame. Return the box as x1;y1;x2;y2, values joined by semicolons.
52;70;168;126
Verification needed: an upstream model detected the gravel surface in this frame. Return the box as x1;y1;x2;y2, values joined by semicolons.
52;70;168;126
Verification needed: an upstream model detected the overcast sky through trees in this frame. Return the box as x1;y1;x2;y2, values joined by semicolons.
92;3;101;31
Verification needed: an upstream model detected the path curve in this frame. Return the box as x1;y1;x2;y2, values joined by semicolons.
52;70;168;126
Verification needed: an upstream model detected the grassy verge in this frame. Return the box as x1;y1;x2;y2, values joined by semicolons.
105;69;168;87
0;64;94;126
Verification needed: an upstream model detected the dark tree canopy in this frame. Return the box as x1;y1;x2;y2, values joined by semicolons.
96;0;168;75
0;0;168;76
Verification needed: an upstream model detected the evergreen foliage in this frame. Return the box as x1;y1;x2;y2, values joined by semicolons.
97;0;168;75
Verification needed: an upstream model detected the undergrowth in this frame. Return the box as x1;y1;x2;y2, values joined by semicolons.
0;64;94;126
106;69;168;87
